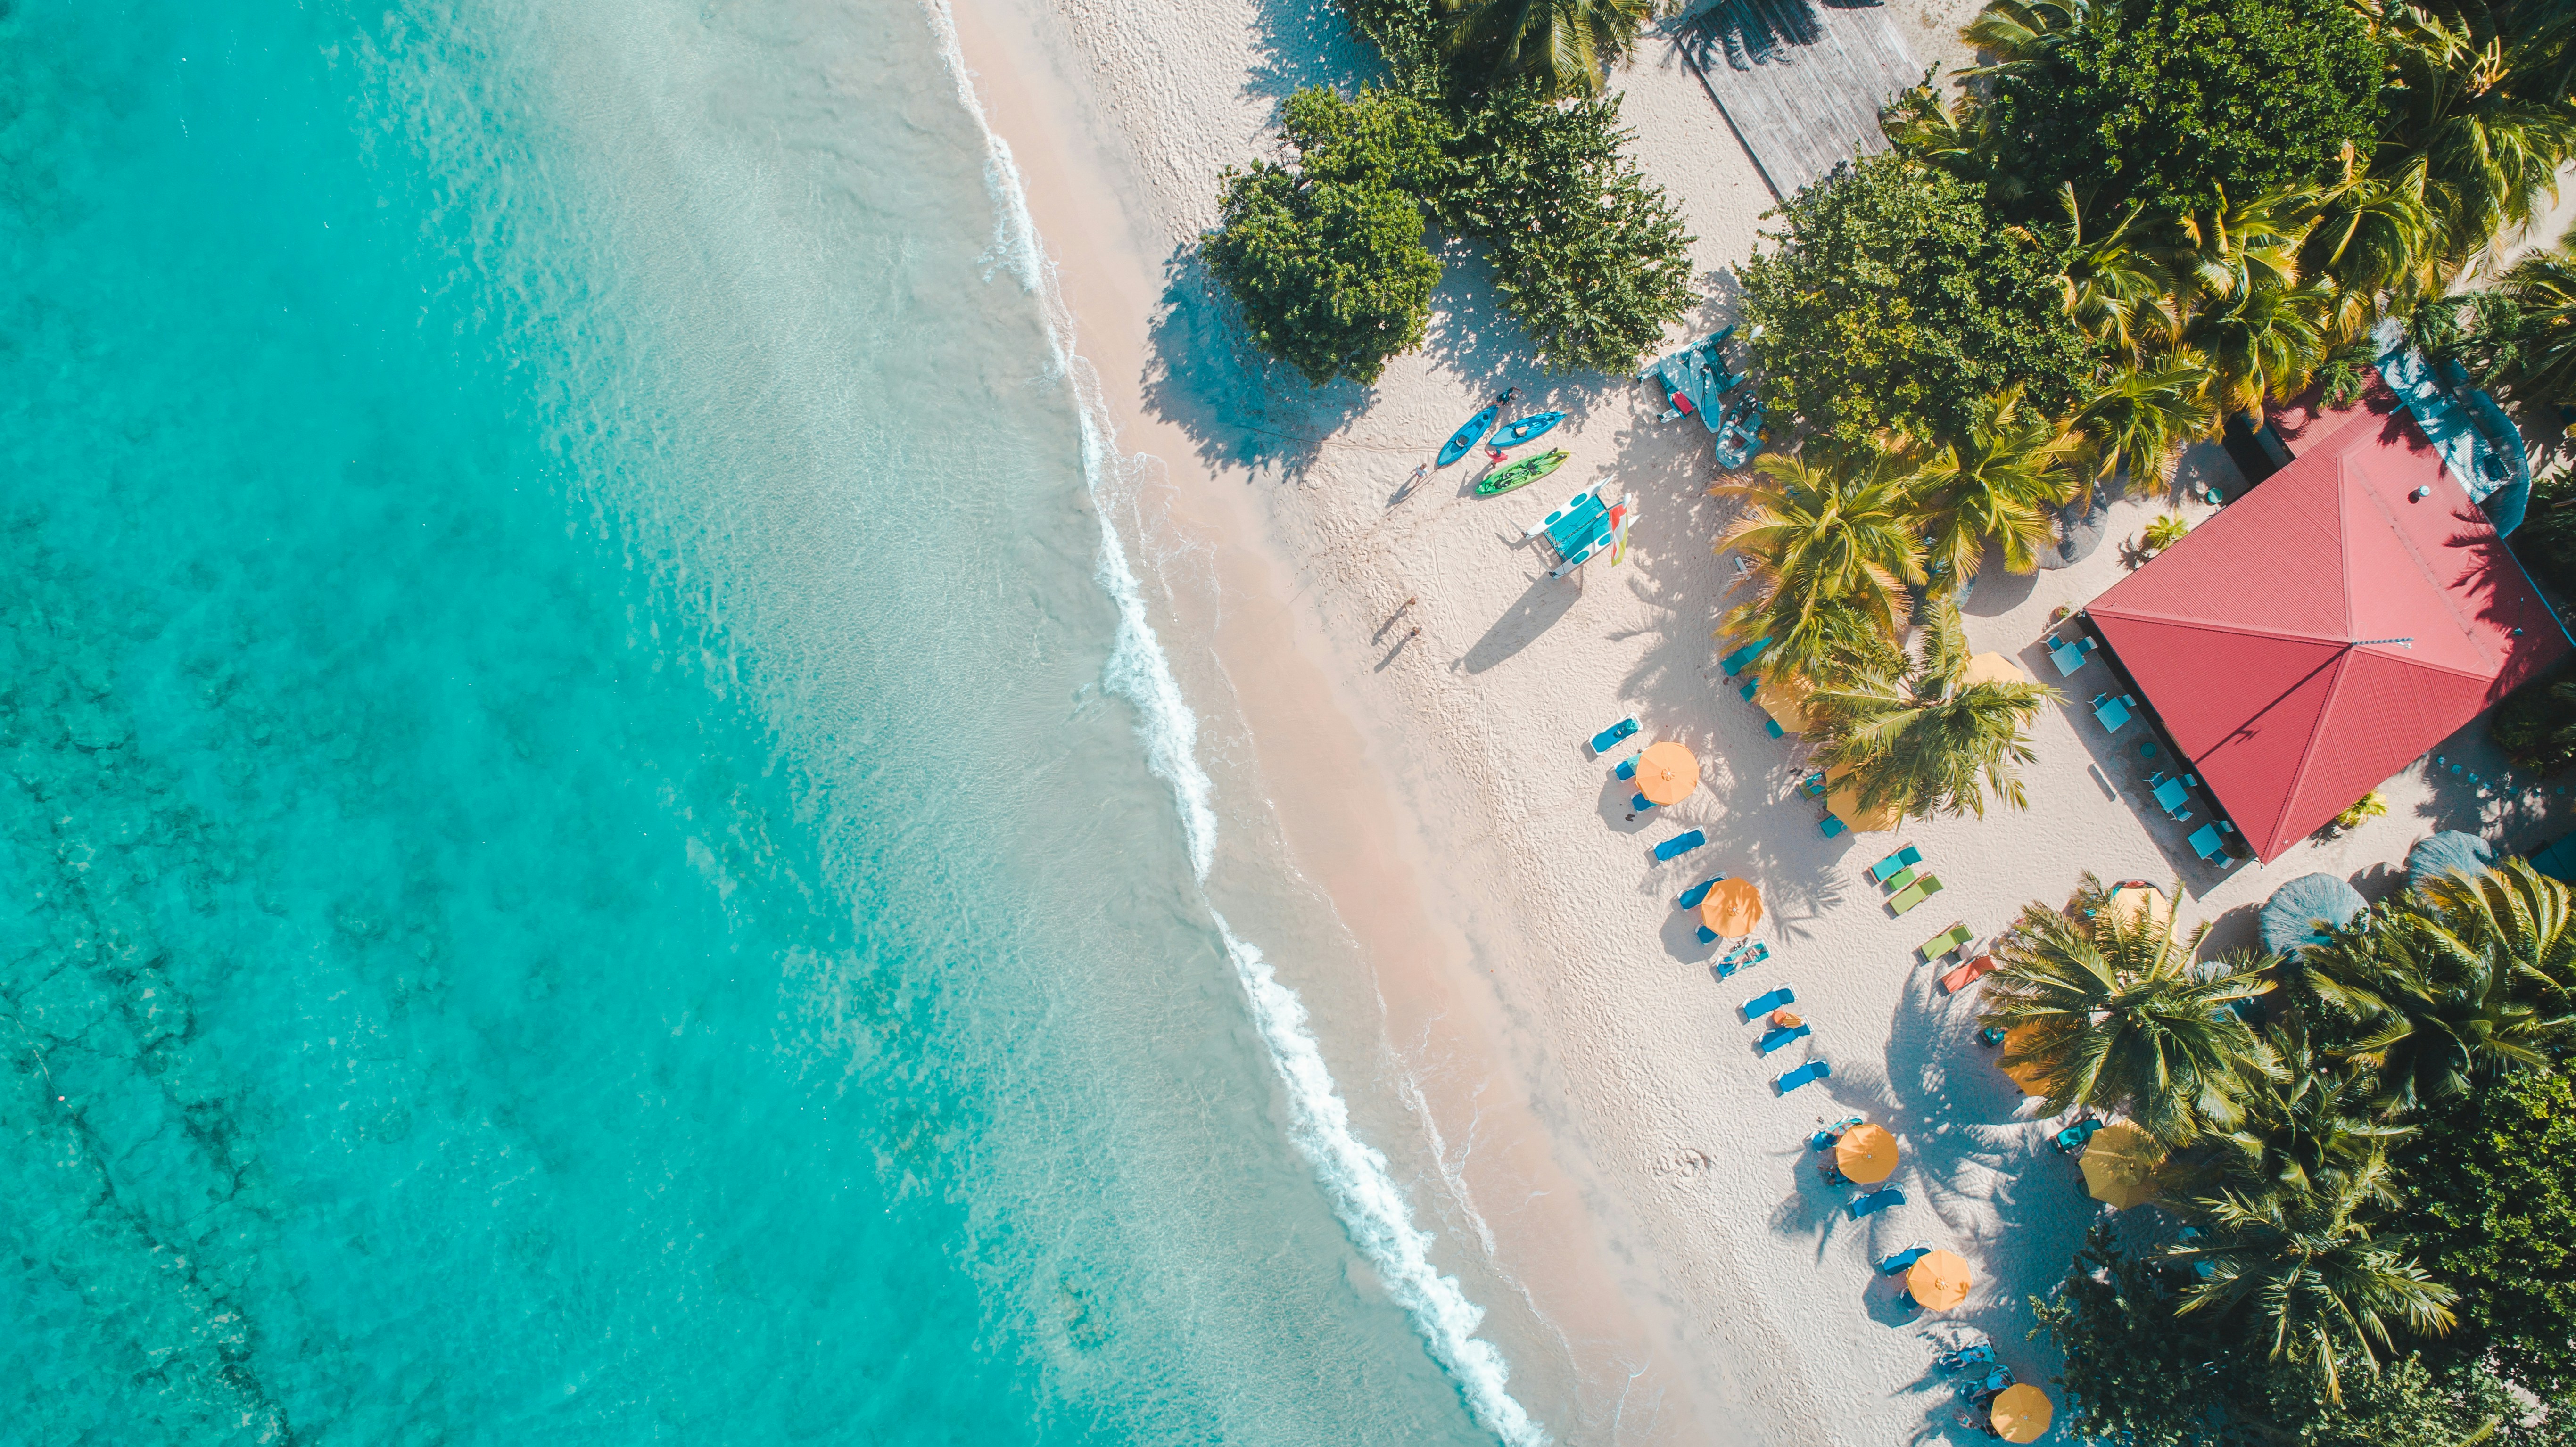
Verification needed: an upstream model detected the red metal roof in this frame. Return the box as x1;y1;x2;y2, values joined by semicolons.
2087;384;2568;862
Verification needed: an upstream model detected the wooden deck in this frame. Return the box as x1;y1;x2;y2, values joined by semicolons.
1678;0;1924;202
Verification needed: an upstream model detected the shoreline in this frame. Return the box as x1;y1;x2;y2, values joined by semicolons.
937;0;2576;1443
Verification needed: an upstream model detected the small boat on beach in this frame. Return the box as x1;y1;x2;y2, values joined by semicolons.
1436;394;1510;467
1474;447;1569;497
1493;409;1565;447
1715;394;1767;470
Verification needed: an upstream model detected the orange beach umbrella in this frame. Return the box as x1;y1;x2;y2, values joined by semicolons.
1905;1250;1973;1311
1990;1384;2054;1442
2080;1121;2164;1210
1635;740;1701;806
1998;1025;2056;1096
1833;1123;1898;1184
1699;878;1764;938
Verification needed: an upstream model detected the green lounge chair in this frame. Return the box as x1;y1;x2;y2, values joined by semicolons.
1882;863;1918;892
1918;923;1973;963
1887;875;1944;915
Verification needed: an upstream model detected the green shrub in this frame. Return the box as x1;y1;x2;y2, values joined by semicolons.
2403;1070;2576;1399
1980;0;2384;218
1203;88;1450;387
1736;153;2096;445
2493;664;2576;773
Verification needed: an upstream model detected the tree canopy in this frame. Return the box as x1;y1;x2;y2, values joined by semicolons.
1736;153;2097;445
2402;1069;2576;1399
1979;0;2386;218
1203;88;1450;387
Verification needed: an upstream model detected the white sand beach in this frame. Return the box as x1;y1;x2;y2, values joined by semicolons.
945;2;2576;1441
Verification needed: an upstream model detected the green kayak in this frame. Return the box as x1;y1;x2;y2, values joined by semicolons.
1474;447;1569;497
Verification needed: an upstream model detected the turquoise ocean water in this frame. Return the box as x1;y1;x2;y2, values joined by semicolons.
0;0;1550;1441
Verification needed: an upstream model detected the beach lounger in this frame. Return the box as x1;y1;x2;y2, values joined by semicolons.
1713;942;1768;979
2054;1118;2105;1154
1696;924;1717;944
1718;637;1771;677
1631;793;1655;812
1738;678;1759;702
1976;1025;2007;1047
1809;1115;1863;1150
1678;877;1720;909
1939;954;1996;994
1868;845;1922;884
1800;772;1828;799
1819;814;1846;838
1919;923;1973;963
1849;1186;1903;1218
1758;1024;1811;1054
1882;863;1919;892
1888;875;1945;915
1590;717;1638;756
1615;756;1638;780
1740;987;1794;1020
1775;1059;1831;1094
1936;1342;1998;1372
1652;830;1706;862
1763;717;1785;739
1880;1244;1933;1274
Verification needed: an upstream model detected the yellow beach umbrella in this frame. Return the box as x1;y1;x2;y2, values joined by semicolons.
1990;1384;2053;1442
1834;1122;1898;1184
1905;1250;1972;1311
1822;766;1902;833
1635;740;1701;806
1961;652;2029;688
2108;882;2172;933
2080;1121;2164;1210
1753;673;1813;734
1998;1025;2056;1096
1699;878;1764;938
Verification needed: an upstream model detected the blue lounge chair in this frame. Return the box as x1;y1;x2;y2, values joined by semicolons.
1775;1059;1831;1093
1696;924;1717;944
1678;877;1720;909
1719;637;1771;677
1936;1342;1998;1372
1714;942;1769;978
1800;772;1828;798
1809;1115;1863;1150
1758;1024;1811;1053
1880;1244;1933;1275
1763;717;1785;739
1740;987;1794;1020
1820;814;1847;838
1631;793;1655;812
1738;677;1759;702
1653;830;1706;862
1868;845;1923;884
2054;1118;2105;1154
1615;756;1638;781
1976;1025;2007;1047
1849;1186;1904;1218
1590;717;1638;755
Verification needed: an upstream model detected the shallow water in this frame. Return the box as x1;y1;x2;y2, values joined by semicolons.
0;0;1538;1440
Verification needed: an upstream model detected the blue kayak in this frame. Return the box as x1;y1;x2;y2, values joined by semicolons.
1494;410;1565;447
1436;401;1503;467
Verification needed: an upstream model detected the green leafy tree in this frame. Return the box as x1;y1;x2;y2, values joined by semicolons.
2509;464;2576;601
2486;242;2576;410
1981;877;2280;1140
2378;2;2576;272
2402;1068;2576;1399
1435;0;1651;99
1736;152;2097;445
1914;387;2085;584
1803;598;2056;820
1712;444;1925;687
2203;1025;2418;1204
1204;88;1450;386
2299;862;2576;1112
2493;662;2576;772
1973;0;2385;218
2170;1155;2458;1403
2070;361;2220;491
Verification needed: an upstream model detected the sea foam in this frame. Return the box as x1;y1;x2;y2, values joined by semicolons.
924;7;1547;1441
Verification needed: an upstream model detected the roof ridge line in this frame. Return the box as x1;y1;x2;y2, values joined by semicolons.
2263;649;2355;856
2093;612;2350;648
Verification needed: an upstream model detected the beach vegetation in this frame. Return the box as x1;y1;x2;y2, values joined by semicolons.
1735;152;2097;446
2493;658;2576;771
1203;88;1451;386
2400;1067;2576;1399
1911;386;2085;585
1434;0;1653;100
2202;1024;2417;1206
1800;599;2057;820
1979;875;2280;1142
2138;512;2188;555
1712;444;1925;686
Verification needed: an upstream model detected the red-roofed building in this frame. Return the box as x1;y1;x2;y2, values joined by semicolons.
2084;382;2568;863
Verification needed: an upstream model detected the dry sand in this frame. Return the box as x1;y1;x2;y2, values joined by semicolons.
941;2;2576;1441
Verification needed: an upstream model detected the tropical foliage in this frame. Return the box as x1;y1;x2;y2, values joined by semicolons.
1802;599;2056;820
1735;153;2097;445
2015;858;2576;1439
2493;659;2576;772
1435;0;1652;99
1204;89;1451;386
1713;445;1924;686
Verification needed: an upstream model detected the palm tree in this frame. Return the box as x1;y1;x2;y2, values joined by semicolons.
2056;187;2177;368
2168;1154;2457;1403
2493;242;2576;408
1913;388;2085;586
2305;147;2444;338
2204;1024;2416;1204
2183;279;2335;419
1714;444;1927;687
2298;860;2576;1112
1802;599;2056;820
1436;0;1652;99
2068;360;2219;495
2377;4;2576;271
2159;185;2315;309
1980;876;2280;1142
1956;0;2101;78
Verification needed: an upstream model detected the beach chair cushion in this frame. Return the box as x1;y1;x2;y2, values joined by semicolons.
1775;1060;1831;1093
1764;717;1785;739
1696;925;1717;944
1591;717;1638;755
1758;1024;1811;1054
1801;772;1828;798
1940;954;1997;995
1740;987;1794;1020
1849;1186;1903;1218
1615;757;1638;780
1879;1245;1932;1274
1678;878;1720;909
1632;793;1654;812
1653;830;1707;862
1882;863;1918;892
1918;923;1973;961
1719;637;1771;677
1868;845;1922;883
1738;678;1759;701
1888;875;1945;914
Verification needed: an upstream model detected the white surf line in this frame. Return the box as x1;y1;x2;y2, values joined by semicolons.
922;8;1547;1442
